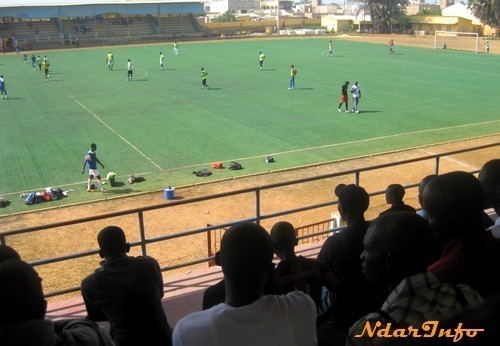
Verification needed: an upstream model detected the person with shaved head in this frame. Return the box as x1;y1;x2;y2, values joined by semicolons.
173;222;317;346
0;245;20;263
379;183;416;217
82;226;172;346
271;221;339;313
417;174;436;220
425;171;500;297
1;259;113;346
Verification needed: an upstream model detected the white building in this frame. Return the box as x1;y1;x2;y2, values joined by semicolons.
205;0;260;14
442;3;481;25
315;4;340;15
442;2;497;36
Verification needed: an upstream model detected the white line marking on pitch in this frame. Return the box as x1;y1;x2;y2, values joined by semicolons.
4;128;497;196
137;68;148;80
417;149;479;171
163;120;500;172
231;119;500;161
6;171;156;196
67;93;163;171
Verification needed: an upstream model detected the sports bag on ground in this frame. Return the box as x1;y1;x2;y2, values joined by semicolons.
228;162;243;170
211;162;223;169
193;169;212;177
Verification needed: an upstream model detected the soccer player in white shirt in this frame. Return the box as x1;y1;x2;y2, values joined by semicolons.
351;81;361;114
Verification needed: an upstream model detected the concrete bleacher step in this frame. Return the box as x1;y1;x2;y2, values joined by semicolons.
10;20;60;42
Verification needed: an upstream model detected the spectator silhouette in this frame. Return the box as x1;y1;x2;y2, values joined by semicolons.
202;256;275;310
0;244;20;263
0;259;113;346
417;174;435;220
479;159;500;238
425;171;500;296
270;221;339;314
347;212;483;346
81;226;172;346
202;276;226;310
379;184;416;217
318;184;384;329
174;222;317;346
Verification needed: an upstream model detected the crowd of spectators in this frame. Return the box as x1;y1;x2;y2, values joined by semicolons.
1;159;499;346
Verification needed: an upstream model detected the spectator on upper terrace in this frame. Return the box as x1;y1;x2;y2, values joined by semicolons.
270;221;339;315
81;226;172;346
318;184;385;329
174;222;317;346
346;212;483;346
425;171;500;297
379;183;416;217
417;174;436;221
479;159;500;238
0;244;20;263
0;259;114;346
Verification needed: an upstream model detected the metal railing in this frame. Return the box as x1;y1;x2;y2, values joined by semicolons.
1;142;498;298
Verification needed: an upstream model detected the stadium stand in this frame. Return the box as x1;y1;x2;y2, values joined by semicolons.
0;1;204;49
1;19;60;47
160;14;201;35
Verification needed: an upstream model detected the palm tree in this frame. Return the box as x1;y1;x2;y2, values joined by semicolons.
363;0;409;33
469;0;500;29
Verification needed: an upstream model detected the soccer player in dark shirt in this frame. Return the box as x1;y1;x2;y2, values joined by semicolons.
201;67;208;89
338;81;350;113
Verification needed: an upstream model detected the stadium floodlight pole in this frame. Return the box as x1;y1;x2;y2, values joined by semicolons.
277;0;280;34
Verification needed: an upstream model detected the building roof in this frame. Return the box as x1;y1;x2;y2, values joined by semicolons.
324;14;355;20
0;0;201;8
442;3;481;25
410;16;464;25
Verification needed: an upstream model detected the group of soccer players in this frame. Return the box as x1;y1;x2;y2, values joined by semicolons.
105;42;180;82
99;40;344;93
28;54;50;81
1;52;52;100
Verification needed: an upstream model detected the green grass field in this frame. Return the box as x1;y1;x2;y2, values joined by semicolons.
1;37;499;214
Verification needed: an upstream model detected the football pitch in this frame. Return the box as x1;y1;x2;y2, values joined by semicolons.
1;37;499;212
